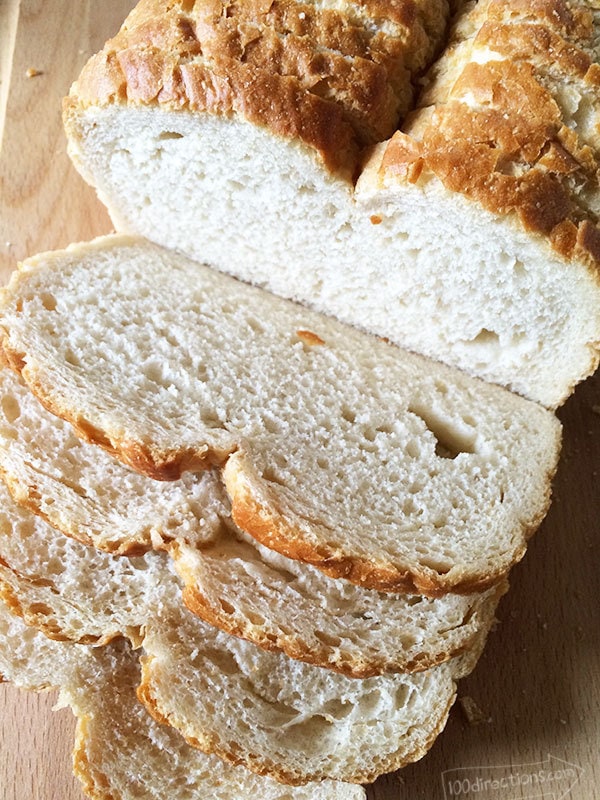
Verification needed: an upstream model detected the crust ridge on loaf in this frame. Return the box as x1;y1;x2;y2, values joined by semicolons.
377;0;600;270
65;0;454;178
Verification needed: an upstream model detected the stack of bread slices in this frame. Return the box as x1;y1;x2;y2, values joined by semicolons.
1;0;599;797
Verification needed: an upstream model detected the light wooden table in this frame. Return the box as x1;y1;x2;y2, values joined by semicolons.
1;3;599;800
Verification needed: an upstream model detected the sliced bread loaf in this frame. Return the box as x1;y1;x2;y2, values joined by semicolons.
63;0;600;407
0;367;504;676
0;602;367;800
0;236;562;595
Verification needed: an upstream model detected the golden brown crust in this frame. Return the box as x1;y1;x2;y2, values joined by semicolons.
72;720;120;800
380;0;600;272
65;0;452;177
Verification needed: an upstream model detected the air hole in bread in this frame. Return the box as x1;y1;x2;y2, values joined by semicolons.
362;427;376;442
65;349;81;367
246;317;265;335
200;408;222;428
263;416;283;434
1;394;20;424
40;292;57;311
157;130;184;140
471;328;500;346
321;699;354;721
408;404;476;460
218;598;235;615
314;630;342;648
341;407;356;424
244;610;266;626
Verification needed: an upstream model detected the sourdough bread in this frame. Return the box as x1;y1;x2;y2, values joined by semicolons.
0;367;504;676
63;0;600;407
0;602;367;800
0;236;562;595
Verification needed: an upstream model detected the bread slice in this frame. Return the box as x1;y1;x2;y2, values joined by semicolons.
0;367;505;676
0;603;367;800
137;586;485;785
63;0;600;407
0;236;562;595
0;475;169;645
173;535;506;677
0;367;227;555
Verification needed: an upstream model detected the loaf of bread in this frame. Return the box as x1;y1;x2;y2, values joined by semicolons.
0;482;482;785
63;0;600;407
0;601;367;800
0;236;561;596
0;367;504;676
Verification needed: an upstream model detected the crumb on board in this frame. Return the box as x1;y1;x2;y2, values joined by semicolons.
459;695;490;726
591;405;600;416
25;68;43;78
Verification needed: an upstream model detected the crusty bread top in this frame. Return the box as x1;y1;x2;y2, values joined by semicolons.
374;0;600;271
0;236;562;595
64;0;453;177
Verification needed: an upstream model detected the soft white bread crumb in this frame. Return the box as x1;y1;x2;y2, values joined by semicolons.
0;236;562;595
0;477;168;645
0;368;504;675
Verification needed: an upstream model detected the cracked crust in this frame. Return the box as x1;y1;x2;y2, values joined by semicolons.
64;0;453;178
378;0;600;272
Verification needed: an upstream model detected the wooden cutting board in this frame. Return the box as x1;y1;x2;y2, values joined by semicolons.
0;3;598;799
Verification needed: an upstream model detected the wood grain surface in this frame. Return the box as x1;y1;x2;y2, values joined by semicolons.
0;3;598;800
